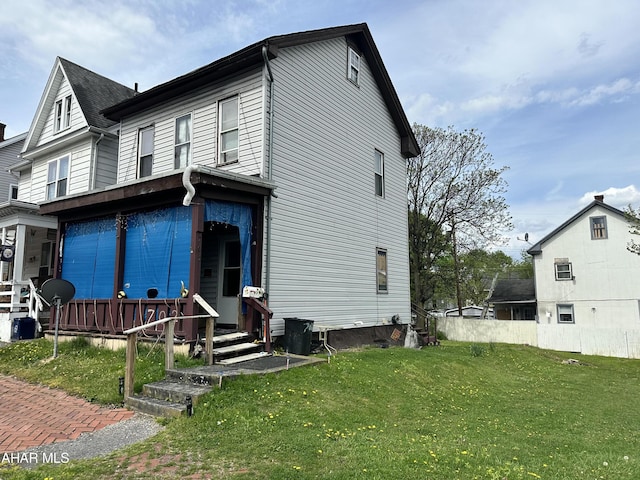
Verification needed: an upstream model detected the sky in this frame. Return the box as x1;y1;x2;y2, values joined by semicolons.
2;0;640;257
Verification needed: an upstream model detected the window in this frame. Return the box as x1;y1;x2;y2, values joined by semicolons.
554;261;572;280
376;248;388;293
39;241;54;280
222;240;241;297
174;113;192;168
138;126;154;178
54;95;72;133
557;304;575;324
348;47;361;85
374;150;384;197
590;216;607;239
9;184;18;200
219;97;238;164
46;155;69;200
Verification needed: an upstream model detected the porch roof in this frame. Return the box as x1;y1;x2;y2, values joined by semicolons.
39;166;276;219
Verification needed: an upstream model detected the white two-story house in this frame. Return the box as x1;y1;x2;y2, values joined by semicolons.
528;195;640;357
33;23;418;350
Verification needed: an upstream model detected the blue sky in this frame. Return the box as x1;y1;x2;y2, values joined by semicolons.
2;0;639;256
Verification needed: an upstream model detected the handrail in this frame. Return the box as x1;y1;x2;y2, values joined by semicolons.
123;314;210;335
123;298;219;398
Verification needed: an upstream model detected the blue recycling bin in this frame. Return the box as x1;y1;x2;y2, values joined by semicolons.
11;317;36;341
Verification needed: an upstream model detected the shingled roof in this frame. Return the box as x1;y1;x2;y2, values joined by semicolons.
58;57;137;129
488;278;535;303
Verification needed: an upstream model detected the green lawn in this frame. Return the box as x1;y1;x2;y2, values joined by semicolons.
1;339;639;479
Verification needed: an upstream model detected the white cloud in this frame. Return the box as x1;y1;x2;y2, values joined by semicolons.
578;185;640;208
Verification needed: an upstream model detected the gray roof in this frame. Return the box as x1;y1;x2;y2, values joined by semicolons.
489;278;535;303
101;23;419;158
58;58;137;129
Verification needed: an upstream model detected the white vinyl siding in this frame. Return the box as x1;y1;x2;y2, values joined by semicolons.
94;136;119;188
35;74;86;148
264;37;411;333
117;71;263;183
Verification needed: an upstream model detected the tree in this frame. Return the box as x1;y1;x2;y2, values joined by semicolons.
408;124;513;308
626;206;640;255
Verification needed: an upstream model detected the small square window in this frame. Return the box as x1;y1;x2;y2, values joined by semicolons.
555;262;572;280
590;216;607;239
557;304;575;323
347;47;360;85
376;248;387;293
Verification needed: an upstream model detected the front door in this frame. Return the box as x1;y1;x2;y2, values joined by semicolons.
217;238;241;326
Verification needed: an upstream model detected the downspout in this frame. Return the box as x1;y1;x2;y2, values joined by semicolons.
262;45;276;295
182;165;200;206
90;133;105;190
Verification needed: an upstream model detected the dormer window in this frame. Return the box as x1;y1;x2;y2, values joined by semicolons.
348;47;360;85
590;216;607;239
54;95;72;133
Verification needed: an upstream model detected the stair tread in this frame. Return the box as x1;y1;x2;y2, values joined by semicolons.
144;379;212;395
212;342;259;355
212;332;250;343
126;394;186;418
217;351;270;365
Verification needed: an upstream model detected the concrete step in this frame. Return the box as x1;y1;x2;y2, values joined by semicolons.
142;379;212;404
212;342;260;356
125;394;187;418
165;367;224;386
217;351;271;365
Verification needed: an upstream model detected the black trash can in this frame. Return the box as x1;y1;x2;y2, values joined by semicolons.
11;317;36;341
284;317;314;355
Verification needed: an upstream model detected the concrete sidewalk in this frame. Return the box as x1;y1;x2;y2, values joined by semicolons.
0;374;135;453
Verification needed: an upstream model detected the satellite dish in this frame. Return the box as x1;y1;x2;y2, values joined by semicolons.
524;232;529;242
40;278;75;305
39;279;75;359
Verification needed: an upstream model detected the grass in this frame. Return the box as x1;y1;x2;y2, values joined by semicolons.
1;339;640;479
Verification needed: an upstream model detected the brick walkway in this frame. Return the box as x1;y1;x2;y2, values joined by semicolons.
0;375;134;453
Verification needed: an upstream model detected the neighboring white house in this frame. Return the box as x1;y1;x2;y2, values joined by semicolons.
33;23;418;350
439;195;640;359
527;195;640;357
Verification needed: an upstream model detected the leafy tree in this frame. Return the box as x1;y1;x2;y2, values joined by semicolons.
626;206;640;255
408;124;513;308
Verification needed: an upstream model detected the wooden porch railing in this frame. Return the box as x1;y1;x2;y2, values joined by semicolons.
122;308;218;399
58;298;198;341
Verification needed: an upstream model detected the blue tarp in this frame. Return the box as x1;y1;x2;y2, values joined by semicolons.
61;217;116;298
204;200;253;290
123;207;192;299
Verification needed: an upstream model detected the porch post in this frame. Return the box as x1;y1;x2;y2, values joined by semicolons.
112;214;126;334
12;224;27;308
0;227;6;282
187;198;204;342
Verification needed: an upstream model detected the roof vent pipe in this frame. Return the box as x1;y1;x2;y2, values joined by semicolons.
594;195;604;202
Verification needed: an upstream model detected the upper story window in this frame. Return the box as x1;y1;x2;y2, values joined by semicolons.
374;150;384;197
138;126;154;178
376;248;388;293
554;260;573;281
46;155;69;200
9;184;18;201
219;97;238;164
590;216;607;239
348;47;361;85
174;113;192;169
54;95;72;133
